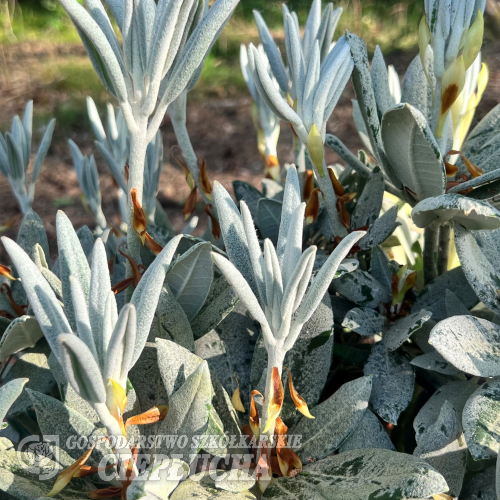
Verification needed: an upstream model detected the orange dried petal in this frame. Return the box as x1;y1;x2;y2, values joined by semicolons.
263;367;284;433
205;204;221;241
328;168;344;196
183;186;198;221
303;170;314;202
305;188;321;225
130;188;146;245
46;440;98;497
198;157;213;202
144;232;163;256
0;263;15;281
284;366;315;419
125;405;168;427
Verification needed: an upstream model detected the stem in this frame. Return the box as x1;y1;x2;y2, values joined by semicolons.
314;157;347;238
294;138;306;174
170;94;212;205
126;120;148;280
94;402;137;475
437;223;451;276
260;347;285;441
423;224;439;285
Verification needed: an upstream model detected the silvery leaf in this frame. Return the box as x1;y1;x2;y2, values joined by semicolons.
371;46;393;116
350;166;385;229
338;409;395;453
162;0;240;106
413;267;478;322
211;252;269;330
0;378;28;425
401;52;434;122
130;234;182;367
330;269;391;308
463;378;500;460
257;198;282;246
291;376;372;461
0;316;43;361
413;401;466;498
413;379;479;444
369;246;392;293
27;388;112;466
364;342;415;425
17;209;50;264
411;351;462;375
2;237;72;360
429;315;500;376
381;103;446;201
165;241;213;321
277;166;301;266
156;361;212;463
412;194;500;230
447;166;500;194
358;205;399;250
56;211;91;332
30;119;56;192
190;276;238;341
293;231;365;333
454;224;500;315
461;103;500;174
460;466;496;500
58;0;128;102
212;182;256;295
233;180;263;221
264;448;448;499
88;238;113;367
58;334;107;404
384;309;432;351
150;286;195;352
341;307;385;336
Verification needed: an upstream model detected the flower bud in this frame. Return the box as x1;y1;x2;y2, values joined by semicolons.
436;55;465;138
307;124;325;177
463;10;484;70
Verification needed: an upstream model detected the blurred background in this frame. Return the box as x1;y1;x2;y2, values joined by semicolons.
0;0;499;256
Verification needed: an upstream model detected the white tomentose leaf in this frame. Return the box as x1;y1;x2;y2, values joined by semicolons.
413;401;467;498
429;315;500;377
0;378;28;424
165;241;213;321
384;309;432;351
381;103;446;201
412;194;500;230
364;342;415;425
291;376;372;462
130;234;183;367
463;378;500;460
454;224;500;316
1;237;72;360
342;307;385;336
264;448;448;500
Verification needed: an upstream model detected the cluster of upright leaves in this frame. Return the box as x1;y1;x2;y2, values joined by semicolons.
0;101;55;214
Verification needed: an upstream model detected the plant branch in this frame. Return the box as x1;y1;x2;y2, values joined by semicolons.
423;224;439;285
437;223;451;276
